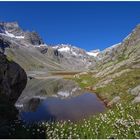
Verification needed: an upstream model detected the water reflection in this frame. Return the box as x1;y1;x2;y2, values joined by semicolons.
16;78;83;108
16;78;105;123
20;93;105;123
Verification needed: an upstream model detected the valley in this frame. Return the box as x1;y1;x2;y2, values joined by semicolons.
0;21;140;139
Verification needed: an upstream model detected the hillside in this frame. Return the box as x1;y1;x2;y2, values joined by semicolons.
74;24;140;104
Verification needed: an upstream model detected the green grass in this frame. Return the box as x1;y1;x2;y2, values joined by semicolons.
96;69;140;101
9;103;140;139
73;74;99;88
73;68;140;102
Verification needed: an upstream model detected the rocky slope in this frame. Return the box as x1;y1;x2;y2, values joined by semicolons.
0;53;27;104
75;24;140;104
48;44;97;70
95;24;140;77
0;22;64;73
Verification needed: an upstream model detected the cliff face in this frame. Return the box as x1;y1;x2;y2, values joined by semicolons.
0;52;27;105
0;52;27;138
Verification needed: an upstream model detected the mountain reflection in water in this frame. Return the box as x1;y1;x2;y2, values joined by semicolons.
19;93;105;123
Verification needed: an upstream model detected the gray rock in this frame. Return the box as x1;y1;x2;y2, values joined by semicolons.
0;52;27;120
107;96;121;106
24;31;43;45
0;53;27;104
130;85;140;96
0;21;24;36
95;79;113;88
94;24;140;79
132;96;140;104
0;52;27;138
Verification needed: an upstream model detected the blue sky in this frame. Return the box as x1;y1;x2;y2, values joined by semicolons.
0;2;140;51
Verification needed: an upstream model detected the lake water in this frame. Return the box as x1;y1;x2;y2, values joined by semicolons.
16;78;105;123
19;93;105;123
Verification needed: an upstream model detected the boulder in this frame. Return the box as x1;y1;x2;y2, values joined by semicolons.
0;53;27;104
0;52;27;138
107;96;121;107
130;85;140;96
132;96;140;104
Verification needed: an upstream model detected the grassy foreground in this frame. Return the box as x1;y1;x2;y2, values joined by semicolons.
9;103;140;139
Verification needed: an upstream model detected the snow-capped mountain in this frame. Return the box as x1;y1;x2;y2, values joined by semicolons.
103;43;121;52
0;22;24;48
52;44;88;57
0;22;44;47
87;49;100;57
96;43;121;62
50;44;97;70
0;22;97;71
52;44;100;58
0;30;24;39
0;22;24;36
1;21;140;72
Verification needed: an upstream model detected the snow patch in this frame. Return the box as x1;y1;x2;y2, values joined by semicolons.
52;46;58;49
103;42;121;53
58;46;70;52
123;33;132;41
87;52;99;57
34;44;47;48
0;31;24;39
5;31;24;39
109;43;121;49
72;51;77;56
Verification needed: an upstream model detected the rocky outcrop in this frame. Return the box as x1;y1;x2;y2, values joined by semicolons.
24;31;43;45
130;85;140;96
130;85;140;104
0;52;27;138
0;53;27;104
0;21;24;36
0;36;11;53
91;25;140;94
132;96;140;104
107;96;121;107
95;24;140;75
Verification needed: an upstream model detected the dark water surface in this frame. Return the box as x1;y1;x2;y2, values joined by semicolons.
20;93;105;123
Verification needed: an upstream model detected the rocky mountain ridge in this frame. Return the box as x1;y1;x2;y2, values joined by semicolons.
0;21;98;71
0;21;140;74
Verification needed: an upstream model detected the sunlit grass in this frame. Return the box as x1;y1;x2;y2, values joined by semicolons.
96;69;140;101
73;68;140;102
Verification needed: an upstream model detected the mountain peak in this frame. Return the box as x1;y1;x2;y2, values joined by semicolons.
0;21;44;46
0;21;23;36
0;21;19;27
